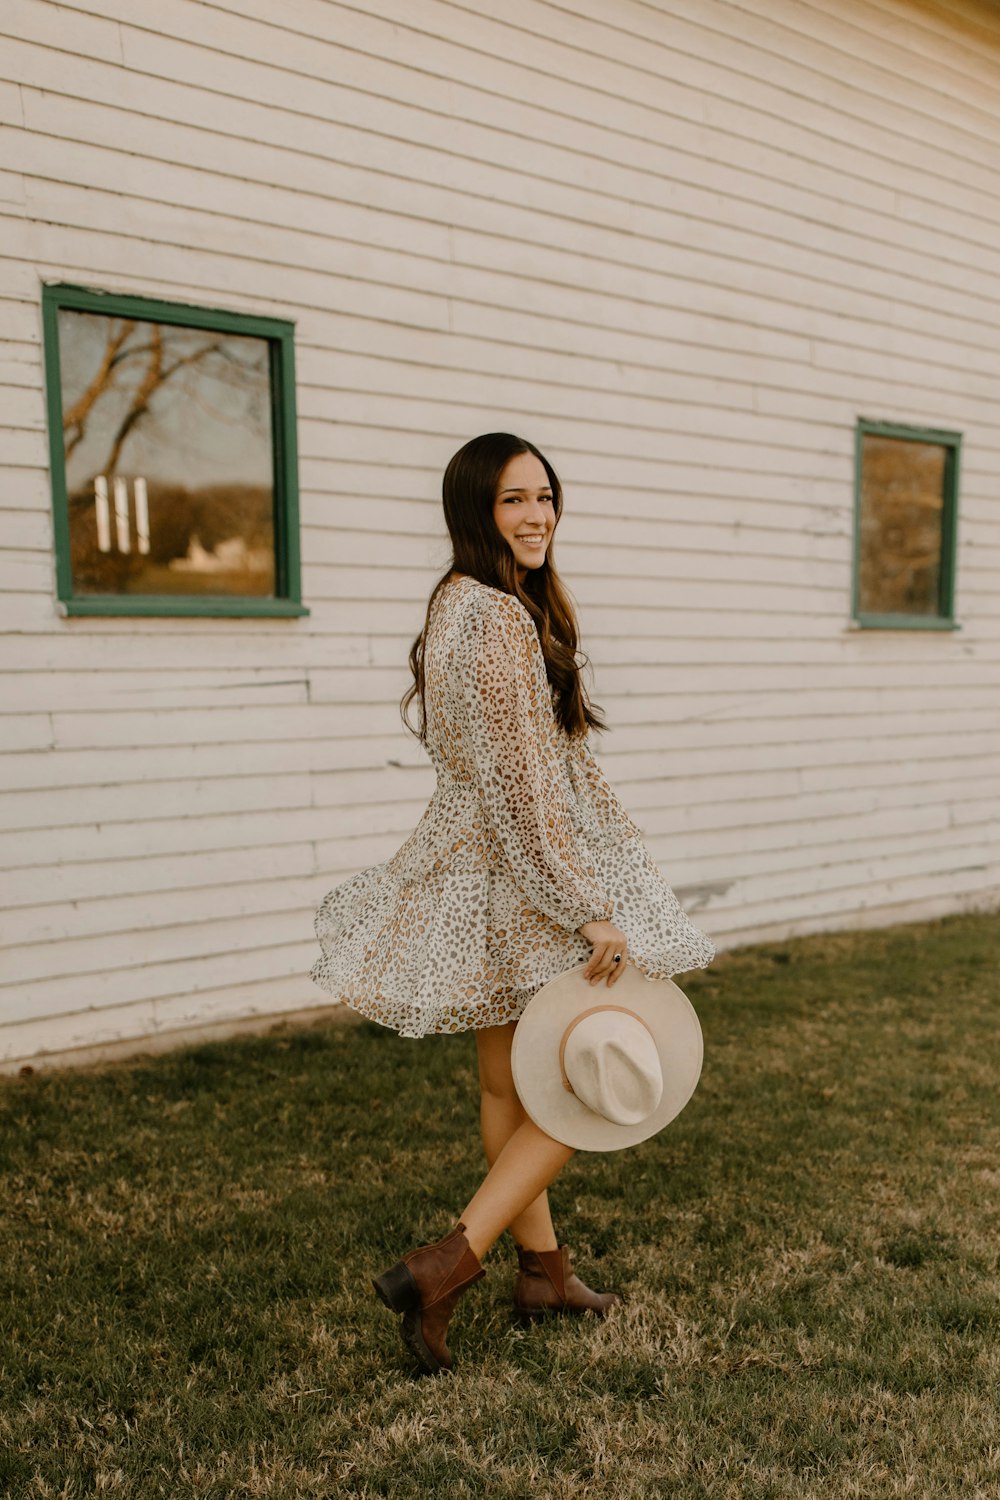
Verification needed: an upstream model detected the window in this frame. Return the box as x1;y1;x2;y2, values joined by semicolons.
852;419;960;630
42;283;307;617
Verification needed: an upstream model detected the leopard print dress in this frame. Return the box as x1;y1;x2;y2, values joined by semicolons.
309;572;716;1037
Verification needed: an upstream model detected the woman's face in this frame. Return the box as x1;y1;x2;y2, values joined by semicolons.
492;451;556;580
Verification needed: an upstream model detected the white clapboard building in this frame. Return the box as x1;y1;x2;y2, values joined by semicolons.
2;0;998;1070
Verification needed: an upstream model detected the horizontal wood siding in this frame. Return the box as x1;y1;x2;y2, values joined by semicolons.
2;0;999;1067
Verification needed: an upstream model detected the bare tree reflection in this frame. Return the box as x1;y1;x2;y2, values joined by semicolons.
61;315;275;597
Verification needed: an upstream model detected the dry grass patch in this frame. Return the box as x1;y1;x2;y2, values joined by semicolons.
1;911;998;1498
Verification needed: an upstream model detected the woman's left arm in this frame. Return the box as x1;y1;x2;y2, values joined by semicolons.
569;733;644;841
457;591;616;933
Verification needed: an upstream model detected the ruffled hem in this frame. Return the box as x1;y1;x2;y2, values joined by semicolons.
309;857;583;1039
308;831;715;1040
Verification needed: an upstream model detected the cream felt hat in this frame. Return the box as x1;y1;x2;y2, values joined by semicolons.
510;963;703;1152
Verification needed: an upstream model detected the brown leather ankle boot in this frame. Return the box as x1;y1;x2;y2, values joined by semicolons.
372;1222;486;1375
513;1244;621;1321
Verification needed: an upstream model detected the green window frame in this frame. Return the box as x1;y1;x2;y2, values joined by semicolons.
42;282;307;618
852;418;960;631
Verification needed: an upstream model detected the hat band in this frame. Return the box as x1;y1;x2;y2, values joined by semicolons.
558;1004;655;1096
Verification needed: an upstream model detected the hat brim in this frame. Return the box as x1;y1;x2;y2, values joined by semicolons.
510;964;703;1151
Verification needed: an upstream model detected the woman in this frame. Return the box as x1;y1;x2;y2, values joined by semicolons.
310;432;716;1375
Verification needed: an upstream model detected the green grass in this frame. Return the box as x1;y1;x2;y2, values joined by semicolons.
1;911;998;1498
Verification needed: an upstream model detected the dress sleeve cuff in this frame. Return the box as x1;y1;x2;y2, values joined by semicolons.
575;899;615;930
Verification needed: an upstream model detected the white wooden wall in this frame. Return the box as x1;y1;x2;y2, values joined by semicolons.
2;0;999;1069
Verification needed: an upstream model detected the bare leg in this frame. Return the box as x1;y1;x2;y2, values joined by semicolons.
476;1020;560;1251
460;1117;574;1262
465;1021;573;1260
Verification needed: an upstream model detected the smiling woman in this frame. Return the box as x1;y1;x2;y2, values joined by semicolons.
492;450;555;579
309;431;715;1377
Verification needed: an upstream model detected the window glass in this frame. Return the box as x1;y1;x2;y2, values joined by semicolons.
58;309;276;597
858;433;946;618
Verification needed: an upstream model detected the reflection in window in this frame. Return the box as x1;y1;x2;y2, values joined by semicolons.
857;427;958;621
58;310;276;597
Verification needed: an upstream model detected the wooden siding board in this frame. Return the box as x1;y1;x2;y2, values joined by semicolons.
798;0;1000;76
570;0;1000;95
5;39;929;298
0;774;313;832
0;744;425;794
11;86;1000;327
117;3;1000;219
42;703;403;753
711;866;1000;937
655;796;993;845
0;672;314;714
3;908;313;988
0;511;52;550
355;299;981;407
3;846;317;912
0;76;25;127
3;0;121;57
304;336;976;411
0;874;322;948
15;29;995;357
0;974;328;1069
292;390;954;464
140;0;1000;192
299;356;1000;435
1;0;999;1066
26;203;996;384
0;710;52;752
667;831;998;894
0;382;41;428
0;550;52;590
603;731;994;781
0;938;316;1028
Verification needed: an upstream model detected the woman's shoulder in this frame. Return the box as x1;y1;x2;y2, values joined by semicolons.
447;573;534;617
441;574;536;634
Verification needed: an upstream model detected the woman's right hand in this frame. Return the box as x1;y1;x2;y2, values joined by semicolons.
577;919;629;989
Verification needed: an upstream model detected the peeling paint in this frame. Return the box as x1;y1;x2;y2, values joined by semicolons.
675;880;734;912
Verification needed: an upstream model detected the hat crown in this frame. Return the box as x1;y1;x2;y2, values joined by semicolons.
563;1010;663;1126
510;964;704;1152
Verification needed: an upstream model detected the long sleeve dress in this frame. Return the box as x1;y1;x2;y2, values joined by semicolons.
309;572;716;1037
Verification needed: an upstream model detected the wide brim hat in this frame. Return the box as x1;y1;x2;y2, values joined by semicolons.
510;963;703;1152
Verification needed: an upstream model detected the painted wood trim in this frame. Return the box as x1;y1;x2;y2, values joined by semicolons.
59;597;310;618
852;416;962;630
40;281;309;618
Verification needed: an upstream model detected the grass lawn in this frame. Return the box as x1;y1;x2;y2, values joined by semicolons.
1;911;998;1499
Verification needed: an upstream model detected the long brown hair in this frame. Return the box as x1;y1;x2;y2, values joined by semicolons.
400;432;607;742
